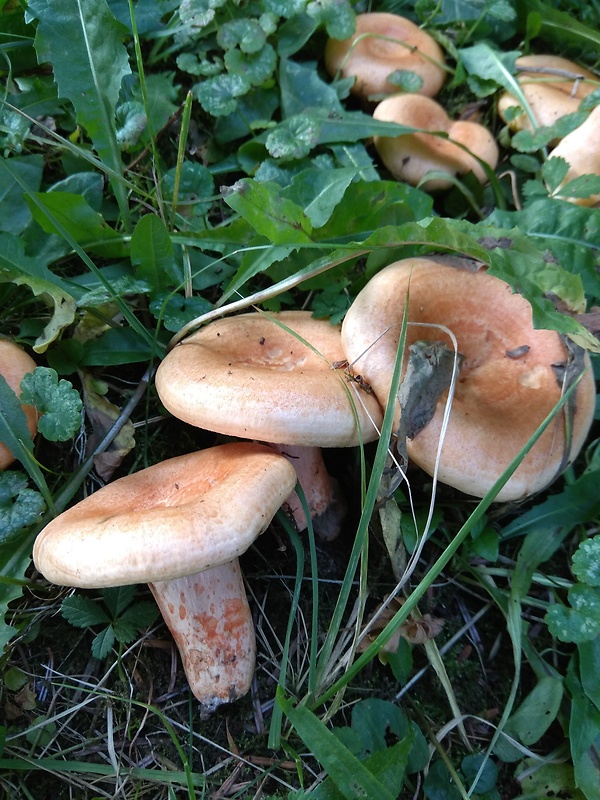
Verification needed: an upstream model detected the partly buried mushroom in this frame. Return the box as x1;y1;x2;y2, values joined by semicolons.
155;311;384;539
341;257;596;501
33;442;297;712
324;12;446;101
549;104;600;206
498;55;599;136
372;94;499;191
0;338;38;470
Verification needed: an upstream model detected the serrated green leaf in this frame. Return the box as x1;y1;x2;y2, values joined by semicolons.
194;72;249;116
20;368;82;442
119;601;160;629
546;585;600;643
224;43;277;87
217;18;267;53
223;179;313;243
0;472;45;542
102;585;137;617
386;70;424;93
91;626;116;659
542;157;570;193
0;534;34;652
266;115;322;161
61;595;110;628
130;215;175;292
28;0;131;216
512;112;588;153
306;0;355;39
572;537;600;587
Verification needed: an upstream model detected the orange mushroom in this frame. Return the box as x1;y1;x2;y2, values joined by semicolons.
498;54;599;135
33;443;297;711
372;94;499;191
325;12;446;100
550;104;600;206
341;257;596;501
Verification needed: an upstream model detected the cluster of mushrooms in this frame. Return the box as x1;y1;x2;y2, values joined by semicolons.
32;256;596;712
324;12;600;200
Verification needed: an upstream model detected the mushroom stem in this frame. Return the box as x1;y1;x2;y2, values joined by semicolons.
271;444;348;542
149;557;255;715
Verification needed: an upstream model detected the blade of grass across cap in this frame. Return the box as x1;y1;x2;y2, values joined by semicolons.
312;375;585;709
311;296;409;703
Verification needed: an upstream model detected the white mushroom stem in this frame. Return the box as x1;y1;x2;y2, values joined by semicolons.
149;558;255;714
271;445;348;542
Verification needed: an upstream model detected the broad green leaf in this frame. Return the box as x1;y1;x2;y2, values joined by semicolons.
28;0;131;216
217;18;267;53
501;468;600;539
266;115;322;161
306;0;355;39
27;192;126;258
149;292;212;332
278;689;397;800
80;327;154;366
517;0;600;55
504;677;563;745
423;759;462;800
568;674;600;798
0;472;45;542
130;215;175;292
459;43;521;98
461;754;498;795
556;174;600;201
0;156;44;235
386;70;424;93
281;168;357;228
19;368;82;442
279;57;344;119
579;638;600;711
61;595;111;628
163;162;215;221
223;179;313;243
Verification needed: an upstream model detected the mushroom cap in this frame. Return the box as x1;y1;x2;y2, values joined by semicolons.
33;442;298;588
373;94;499;191
341;257;596;500
155;311;383;447
324;12;446;100
0;339;38;470
498;55;599;133
550;104;600;206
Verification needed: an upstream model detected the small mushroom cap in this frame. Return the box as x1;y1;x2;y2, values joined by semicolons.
373;94;498;191
550;104;600;206
0;339;38;470
155;311;383;447
341;257;596;500
498;55;599;134
33;442;298;588
324;12;446;100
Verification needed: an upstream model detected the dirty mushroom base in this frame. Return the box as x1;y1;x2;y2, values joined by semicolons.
341;257;596;501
